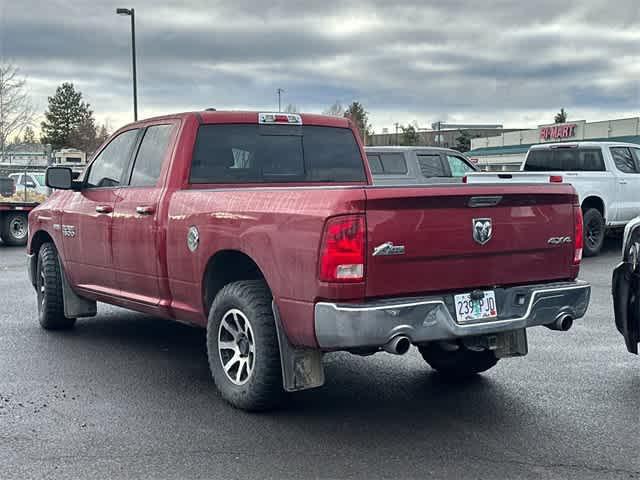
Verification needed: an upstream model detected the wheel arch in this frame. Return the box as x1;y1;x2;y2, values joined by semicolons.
201;249;269;316
28;230;57;289
581;196;606;222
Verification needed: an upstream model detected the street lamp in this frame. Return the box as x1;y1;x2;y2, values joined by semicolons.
116;7;138;121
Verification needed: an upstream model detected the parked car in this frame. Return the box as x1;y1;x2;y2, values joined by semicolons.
365;146;477;184
28;110;590;411
9;172;47;196
467;141;640;257
612;216;640;354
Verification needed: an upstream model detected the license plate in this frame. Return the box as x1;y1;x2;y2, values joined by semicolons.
454;290;498;324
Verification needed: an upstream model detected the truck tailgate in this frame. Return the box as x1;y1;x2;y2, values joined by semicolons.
364;184;578;298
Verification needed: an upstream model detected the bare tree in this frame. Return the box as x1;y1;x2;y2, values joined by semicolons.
0;64;35;162
323;101;345;117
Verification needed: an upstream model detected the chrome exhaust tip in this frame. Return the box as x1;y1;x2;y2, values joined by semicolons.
383;335;411;355
547;314;574;331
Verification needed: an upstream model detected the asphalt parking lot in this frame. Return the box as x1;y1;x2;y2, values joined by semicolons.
1;239;639;480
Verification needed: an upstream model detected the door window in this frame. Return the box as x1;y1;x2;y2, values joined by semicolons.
611;147;638;174
446;155;475;177
86;129;139;188
417;154;446;177
366;154;383;174
129;125;174;187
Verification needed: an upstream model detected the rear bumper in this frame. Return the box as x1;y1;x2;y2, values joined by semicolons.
314;280;590;350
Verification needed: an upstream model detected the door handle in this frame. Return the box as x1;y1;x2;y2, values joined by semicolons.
136;205;155;215
95;205;113;214
619;180;629;184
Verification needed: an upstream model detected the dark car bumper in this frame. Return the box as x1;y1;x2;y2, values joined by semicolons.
315;280;590;350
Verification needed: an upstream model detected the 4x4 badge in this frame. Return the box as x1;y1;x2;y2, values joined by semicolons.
472;218;493;245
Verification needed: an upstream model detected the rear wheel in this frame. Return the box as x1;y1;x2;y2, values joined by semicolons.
418;341;498;378
37;243;76;330
1;212;28;246
583;208;605;257
206;280;284;411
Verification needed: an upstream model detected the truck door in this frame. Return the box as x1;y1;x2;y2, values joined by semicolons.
111;123;177;306
60;128;140;293
610;146;640;222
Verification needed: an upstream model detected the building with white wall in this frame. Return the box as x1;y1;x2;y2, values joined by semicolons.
468;117;640;171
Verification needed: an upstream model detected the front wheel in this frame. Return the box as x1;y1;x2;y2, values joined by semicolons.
1;212;28;246
418;341;498;378
37;243;76;330
583;208;605;257
206;280;284;411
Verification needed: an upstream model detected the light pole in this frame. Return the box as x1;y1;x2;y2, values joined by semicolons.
116;8;138;121
276;88;284;112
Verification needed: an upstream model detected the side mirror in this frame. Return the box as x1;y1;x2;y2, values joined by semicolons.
25;182;36;188
46;167;75;190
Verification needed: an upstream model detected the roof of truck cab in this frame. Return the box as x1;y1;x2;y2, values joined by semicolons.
365;145;468;155
124;111;352;129
529;141;640;150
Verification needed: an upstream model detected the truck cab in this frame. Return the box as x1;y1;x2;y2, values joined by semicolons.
365;146;477;185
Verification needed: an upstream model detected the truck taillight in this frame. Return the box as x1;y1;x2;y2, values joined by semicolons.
318;215;365;282
574;206;583;265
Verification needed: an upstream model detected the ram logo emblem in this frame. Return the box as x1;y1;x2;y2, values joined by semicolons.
472;218;493;245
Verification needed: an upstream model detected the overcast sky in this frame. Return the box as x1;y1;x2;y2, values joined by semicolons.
1;0;639;133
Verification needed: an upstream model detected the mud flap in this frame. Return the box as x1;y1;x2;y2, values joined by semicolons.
272;301;325;392
58;260;97;319
612;262;639;354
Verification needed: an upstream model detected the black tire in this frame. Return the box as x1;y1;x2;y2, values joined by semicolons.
418;342;498;378
36;243;76;330
583;208;605;257
1;212;28;246
206;280;284;411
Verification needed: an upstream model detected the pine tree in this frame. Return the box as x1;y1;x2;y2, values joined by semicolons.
22;126;36;144
41;83;93;150
344;102;372;144
554;108;567;124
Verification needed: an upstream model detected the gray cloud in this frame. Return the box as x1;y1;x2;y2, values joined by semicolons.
1;0;639;131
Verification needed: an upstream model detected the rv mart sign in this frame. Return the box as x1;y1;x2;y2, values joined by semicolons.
540;123;577;141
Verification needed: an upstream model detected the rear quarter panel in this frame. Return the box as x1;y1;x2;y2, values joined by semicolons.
166;186;366;346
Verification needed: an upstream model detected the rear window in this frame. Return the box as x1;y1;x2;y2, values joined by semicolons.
524;148;605;172
417;154;446;177
190;124;366;183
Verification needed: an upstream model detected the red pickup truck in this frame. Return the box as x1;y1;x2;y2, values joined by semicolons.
27;111;590;410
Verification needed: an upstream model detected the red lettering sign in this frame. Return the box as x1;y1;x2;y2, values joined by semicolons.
540;124;576;141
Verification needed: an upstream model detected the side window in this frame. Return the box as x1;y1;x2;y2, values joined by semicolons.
86;129;139;188
129;125;174;187
366;154;383;174
611;147;637;174
417;154;446;177
446;155;474;177
379;153;407;174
